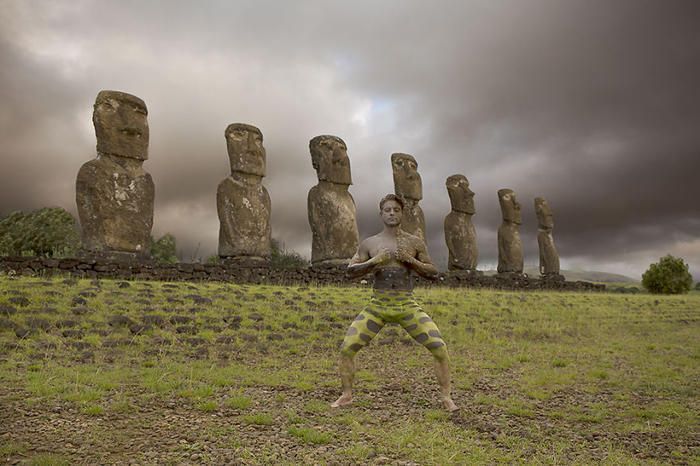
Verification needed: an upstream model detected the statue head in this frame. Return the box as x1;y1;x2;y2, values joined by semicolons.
379;193;404;227
309;135;352;185
391;153;422;201
535;197;554;229
93;90;149;160
446;174;475;214
225;123;266;177
498;188;521;225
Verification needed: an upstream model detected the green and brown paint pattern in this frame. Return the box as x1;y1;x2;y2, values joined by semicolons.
340;289;447;358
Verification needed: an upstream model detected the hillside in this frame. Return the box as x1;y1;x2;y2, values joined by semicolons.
0;277;697;464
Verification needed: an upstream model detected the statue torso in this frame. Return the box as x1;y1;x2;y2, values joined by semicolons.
445;211;477;270
308;184;359;264
76;156;154;253
217;176;271;257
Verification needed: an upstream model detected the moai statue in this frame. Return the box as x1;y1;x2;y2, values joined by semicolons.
216;123;271;265
444;175;478;271
535;197;561;277
391;153;425;241
307;135;359;267
497;188;524;274
76;90;154;260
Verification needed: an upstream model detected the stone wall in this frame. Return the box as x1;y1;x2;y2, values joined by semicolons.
0;256;605;291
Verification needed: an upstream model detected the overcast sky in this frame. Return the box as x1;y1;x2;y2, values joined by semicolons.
1;0;698;279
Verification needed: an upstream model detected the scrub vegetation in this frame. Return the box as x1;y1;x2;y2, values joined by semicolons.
0;275;698;464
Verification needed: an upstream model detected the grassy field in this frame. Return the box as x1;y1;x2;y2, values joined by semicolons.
0;276;698;465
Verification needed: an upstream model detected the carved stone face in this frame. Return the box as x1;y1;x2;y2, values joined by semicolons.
93;90;149;160
225;123;266;177
380;198;403;227
535;197;554;229
309;135;351;185
446;174;475;214
391;153;422;201
498;189;522;225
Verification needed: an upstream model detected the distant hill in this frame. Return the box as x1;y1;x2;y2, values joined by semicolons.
482;268;639;284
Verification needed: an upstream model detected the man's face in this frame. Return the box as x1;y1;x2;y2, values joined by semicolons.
312;136;351;184
446;176;475;214
93;93;149;160
380;199;403;227
391;154;422;201
226;125;266;177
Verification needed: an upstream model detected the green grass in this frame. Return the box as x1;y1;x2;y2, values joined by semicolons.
287;426;332;444
0;276;698;464
225;394;252;410
242;413;274;425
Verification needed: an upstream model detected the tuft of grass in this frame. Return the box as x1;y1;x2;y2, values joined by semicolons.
26;453;71;466
225;394;252;410
303;399;329;414
242;413;274;425
424;409;450;421
287;426;332;444
0;441;27;456
81;404;104;416
196;400;218;412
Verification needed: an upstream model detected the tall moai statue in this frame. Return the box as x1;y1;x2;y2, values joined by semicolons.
76;90;154;259
391;153;425;241
217;123;271;265
497;188;524;274
307;135;359;267
444;175;478;271
535;197;561;277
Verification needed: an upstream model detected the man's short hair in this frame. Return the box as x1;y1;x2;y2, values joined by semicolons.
379;194;405;211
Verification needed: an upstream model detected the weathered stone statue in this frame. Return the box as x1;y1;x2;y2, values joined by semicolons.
391;153;425;241
307;135;359;267
76;90;154;259
216;123;271;265
331;194;457;412
497;188;523;274
444;175;478;271
535;197;561;276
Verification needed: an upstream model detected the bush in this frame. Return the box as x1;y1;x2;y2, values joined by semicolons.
0;207;80;257
149;233;178;264
641;255;693;295
271;238;308;269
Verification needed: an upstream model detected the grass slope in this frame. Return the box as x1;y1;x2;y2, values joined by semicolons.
0;276;698;465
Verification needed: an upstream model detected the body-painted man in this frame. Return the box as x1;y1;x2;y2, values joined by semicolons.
331;194;458;412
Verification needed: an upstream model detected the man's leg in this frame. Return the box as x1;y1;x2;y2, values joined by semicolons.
401;309;459;412
331;309;385;408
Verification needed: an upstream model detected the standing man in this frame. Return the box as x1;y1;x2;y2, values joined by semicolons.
331;194;458;412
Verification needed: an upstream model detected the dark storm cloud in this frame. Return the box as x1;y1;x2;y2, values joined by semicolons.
0;0;698;277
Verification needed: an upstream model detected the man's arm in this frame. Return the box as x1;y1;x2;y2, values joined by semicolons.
396;237;438;279
346;241;390;278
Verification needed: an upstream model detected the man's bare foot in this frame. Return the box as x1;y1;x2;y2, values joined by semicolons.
442;396;459;412
331;393;353;408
